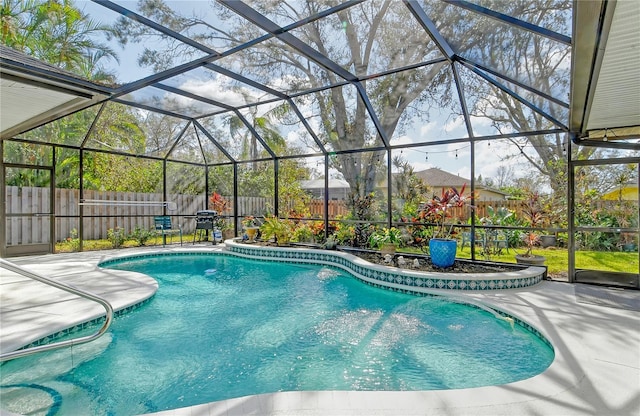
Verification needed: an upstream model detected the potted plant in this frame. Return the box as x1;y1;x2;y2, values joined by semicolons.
515;192;546;265
242;216;259;242
218;219;235;240
418;185;472;267
368;227;403;255
620;232;638;252
539;194;563;248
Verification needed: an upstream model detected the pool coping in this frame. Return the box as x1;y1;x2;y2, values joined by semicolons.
224;239;547;291
1;246;638;416
0;252;159;355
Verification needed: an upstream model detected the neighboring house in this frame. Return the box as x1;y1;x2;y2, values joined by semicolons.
302;168;509;202
300;178;351;200
602;182;639;201
412;168;509;201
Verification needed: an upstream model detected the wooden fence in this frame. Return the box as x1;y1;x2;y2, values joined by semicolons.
3;187;346;244
447;200;523;222
4;187;209;244
6;187;627;245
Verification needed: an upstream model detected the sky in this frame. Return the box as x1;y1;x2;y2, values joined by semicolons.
75;0;563;190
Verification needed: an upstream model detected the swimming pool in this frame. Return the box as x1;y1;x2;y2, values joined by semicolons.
0;253;554;415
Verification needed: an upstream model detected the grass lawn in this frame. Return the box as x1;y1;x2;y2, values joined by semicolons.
455;246;568;275
457;247;638;276
401;245;638;277
55;233;195;252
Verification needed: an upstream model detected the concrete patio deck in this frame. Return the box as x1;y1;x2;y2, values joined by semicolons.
1;246;639;416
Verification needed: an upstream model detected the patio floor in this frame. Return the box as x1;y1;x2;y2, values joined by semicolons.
1;246;639;416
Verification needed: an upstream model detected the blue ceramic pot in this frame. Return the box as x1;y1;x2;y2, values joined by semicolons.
429;238;457;268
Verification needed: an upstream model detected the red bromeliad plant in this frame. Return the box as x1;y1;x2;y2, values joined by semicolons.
520;192;545;257
417;184;473;240
209;192;228;213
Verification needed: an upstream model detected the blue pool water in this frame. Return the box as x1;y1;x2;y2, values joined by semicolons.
1;254;554;415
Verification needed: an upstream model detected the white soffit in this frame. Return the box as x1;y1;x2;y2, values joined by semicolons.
0;44;109;139
587;0;640;130
0;77;86;134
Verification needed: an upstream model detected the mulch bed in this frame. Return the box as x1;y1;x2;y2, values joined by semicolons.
347;251;517;274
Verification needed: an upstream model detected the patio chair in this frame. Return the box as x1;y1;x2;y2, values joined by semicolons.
483;229;509;253
461;231;481;248
154;216;183;247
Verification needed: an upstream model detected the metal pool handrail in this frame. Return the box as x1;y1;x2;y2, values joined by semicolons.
0;258;114;362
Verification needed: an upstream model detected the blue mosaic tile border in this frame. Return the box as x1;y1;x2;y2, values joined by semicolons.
224;242;545;292
19;297;153;350
98;250;233;268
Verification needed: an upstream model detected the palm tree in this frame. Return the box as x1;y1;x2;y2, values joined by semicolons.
230;100;289;170
1;0;118;81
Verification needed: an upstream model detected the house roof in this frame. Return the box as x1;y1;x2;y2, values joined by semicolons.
2;45;85;78
413;168;509;196
414;168;468;188
300;179;351;190
602;182;639;201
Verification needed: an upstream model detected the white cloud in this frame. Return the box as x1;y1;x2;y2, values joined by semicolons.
286;129;301;143
443;115;465;133
393;134;414;146
267;74;310;92
456;166;472;181
469;115;493;129
179;78;248;108
474;139;529;180
419;121;437;137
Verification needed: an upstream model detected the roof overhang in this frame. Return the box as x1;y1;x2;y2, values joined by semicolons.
0;48;111;139
570;0;640;147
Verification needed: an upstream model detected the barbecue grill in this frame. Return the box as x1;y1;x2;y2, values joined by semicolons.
193;210;219;244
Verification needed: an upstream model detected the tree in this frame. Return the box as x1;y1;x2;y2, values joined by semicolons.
392;156;431;219
230;102;289;169
493;165;516;190
110;0;575;215
111;1;450;208
1;0;118;81
2;0;121;187
458;0;577;196
85;153;163;192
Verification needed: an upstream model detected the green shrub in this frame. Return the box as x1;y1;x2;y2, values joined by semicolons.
333;224;355;246
368;227;403;249
130;226;156;246
259;216;294;245
292;222;314;242
64;228;80;252
107;227;127;249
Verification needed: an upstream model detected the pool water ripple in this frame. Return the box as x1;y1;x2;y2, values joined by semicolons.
0;254;554;416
